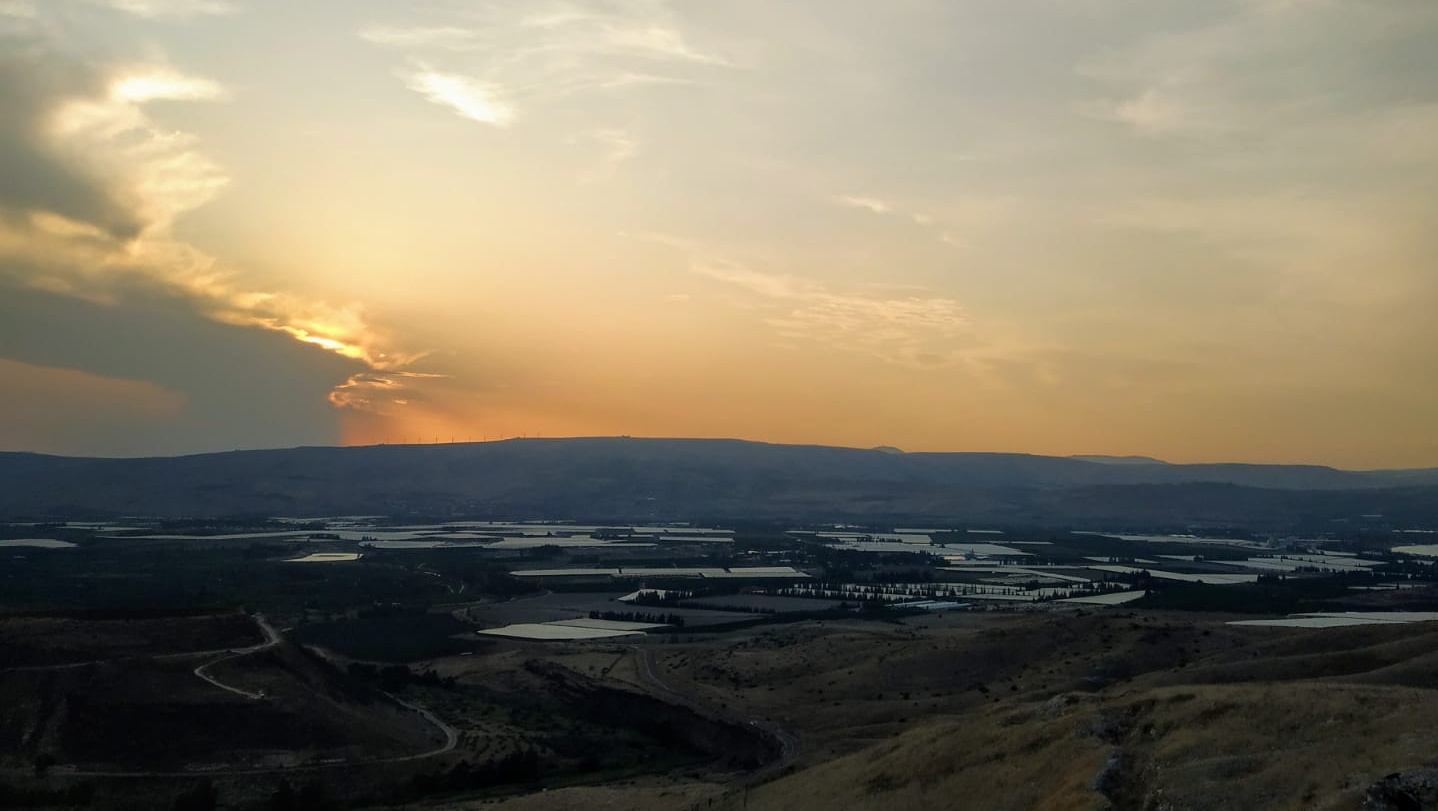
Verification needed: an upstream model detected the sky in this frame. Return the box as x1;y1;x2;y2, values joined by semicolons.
1;0;1436;468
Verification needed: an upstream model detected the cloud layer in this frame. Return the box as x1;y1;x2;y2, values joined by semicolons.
0;3;432;450
1;0;1436;465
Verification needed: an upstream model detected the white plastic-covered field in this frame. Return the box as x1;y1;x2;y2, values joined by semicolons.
484;538;656;549
358;540;493;549
286;552;362;562
1102;534;1266;548
1211;555;1382;573
1085;564;1259;584
1058;590;1147;605
941;565;1094;583
509;566;808;579
831;539;1030;556
547;618;669;632
477;623;648;640
1394;545;1438;558
0;538;77;548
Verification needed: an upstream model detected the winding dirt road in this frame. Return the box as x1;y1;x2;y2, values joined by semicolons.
190;614;282;699
628;644;800;777
48;617;460;779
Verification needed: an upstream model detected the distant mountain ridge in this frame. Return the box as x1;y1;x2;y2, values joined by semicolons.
1;438;1436;526
1068;454;1170;466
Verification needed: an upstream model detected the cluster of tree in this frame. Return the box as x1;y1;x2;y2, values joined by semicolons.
1137;576;1354;613
797;546;934;581
292;610;474;663
266;779;338;811
171;780;218;811
157;517;324;533
415;560;540;597
241;543;295;559
405;750;542;797
0;522;66;539
588;609;685;627
629;589;691;606
346;662;456;692
357;601;428;619
0;779;94;807
1375;561;1438;579
681;601;779;615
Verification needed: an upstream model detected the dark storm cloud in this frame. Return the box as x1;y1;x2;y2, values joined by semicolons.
0;279;365;455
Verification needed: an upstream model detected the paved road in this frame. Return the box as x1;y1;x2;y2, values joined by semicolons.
628;644;800;777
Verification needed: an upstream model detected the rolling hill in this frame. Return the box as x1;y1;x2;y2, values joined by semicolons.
1;438;1436;527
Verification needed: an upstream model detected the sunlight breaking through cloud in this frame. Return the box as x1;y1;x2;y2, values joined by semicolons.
0;21;435;417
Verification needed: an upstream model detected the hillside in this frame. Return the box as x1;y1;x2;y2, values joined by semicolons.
0;618;441;773
445;612;1438;811
733;618;1438;811
2;438;1437;526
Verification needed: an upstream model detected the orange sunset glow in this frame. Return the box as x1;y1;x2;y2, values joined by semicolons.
2;0;1436;468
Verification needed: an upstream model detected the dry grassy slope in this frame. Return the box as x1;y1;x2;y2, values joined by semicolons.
708;617;1438;811
651;613;1249;761
416;777;725;811
398;613;1438;811
1144;624;1438;689
742;681;1438;811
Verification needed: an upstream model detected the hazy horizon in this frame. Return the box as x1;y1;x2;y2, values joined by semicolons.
7;433;1438;472
3;0;1436;468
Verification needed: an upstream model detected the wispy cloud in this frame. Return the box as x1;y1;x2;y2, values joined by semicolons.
692;260;800;300
360;0;732;131
1074;0;1438;142
688;251;967;368
599;24;731;66
577;127;637;181
402;68;514;127
833;193;978;248
92;0;235;18
0;1;35;19
1100;87;1216;137
835;195;891;214
358;26;475;49
110;69;224;103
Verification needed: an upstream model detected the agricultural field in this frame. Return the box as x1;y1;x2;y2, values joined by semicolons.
6;516;1438;809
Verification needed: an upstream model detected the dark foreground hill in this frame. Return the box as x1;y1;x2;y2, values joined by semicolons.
1;437;1436;528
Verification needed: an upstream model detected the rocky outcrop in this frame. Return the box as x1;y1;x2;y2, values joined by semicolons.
1364;770;1438;810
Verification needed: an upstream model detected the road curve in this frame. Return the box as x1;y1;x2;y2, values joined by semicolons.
191;614;282;699
1;616;282;675
50;623;459;779
627;644;800;777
